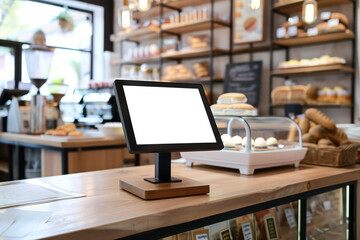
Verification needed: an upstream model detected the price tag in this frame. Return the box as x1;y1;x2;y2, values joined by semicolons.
306;211;312;224
288;16;299;25
284;208;296;228
265;217;279;240
307;27;318;36
242;222;253;240
276;27;286;39
328;18;340;27
323;200;331;211
321;11;331;20
310;200;317;213
288;26;298;37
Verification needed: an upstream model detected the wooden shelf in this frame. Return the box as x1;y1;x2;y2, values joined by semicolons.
161;48;229;60
161;77;223;83
273;30;355;47
112;56;161;65
271;64;354;77
161;19;230;34
164;0;225;9
110;27;160;42
133;0;226;20
0;160;8;173
273;0;353;15
271;103;352;108
133;3;169;20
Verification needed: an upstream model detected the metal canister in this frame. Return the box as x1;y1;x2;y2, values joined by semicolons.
30;94;46;134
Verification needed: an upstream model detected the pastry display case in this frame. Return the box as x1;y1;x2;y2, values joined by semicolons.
182;116;307;175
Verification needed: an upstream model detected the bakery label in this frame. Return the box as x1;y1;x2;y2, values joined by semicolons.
328;18;339;27
307;27;318;36
288;16;299;25
195;234;208;240
224;61;262;106
284;208;296;229
323;200;331;211
321;11;331;20
265;217;279;240
219;228;233;240
306;211;312;224
242;222;253;240
276;27;286;39
288;26;298;37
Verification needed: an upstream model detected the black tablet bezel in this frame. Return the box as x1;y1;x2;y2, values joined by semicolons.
113;80;223;153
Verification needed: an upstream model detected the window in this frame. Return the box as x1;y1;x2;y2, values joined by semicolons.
0;0;104;95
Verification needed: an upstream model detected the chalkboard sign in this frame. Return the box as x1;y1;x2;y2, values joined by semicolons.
224;61;262;106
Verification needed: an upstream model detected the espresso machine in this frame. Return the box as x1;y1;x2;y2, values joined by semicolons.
24;47;54;134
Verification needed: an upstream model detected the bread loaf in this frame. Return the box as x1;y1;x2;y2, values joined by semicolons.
318;138;335;146
271;86;291;105
327;128;348;145
299;118;310;134
305;108;336;131
309;125;326;140
302;133;317;144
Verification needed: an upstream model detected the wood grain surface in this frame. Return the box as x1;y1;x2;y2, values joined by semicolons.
4;163;358;240
0;132;126;148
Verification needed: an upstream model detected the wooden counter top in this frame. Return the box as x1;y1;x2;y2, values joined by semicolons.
6;163;360;240
0;132;126;148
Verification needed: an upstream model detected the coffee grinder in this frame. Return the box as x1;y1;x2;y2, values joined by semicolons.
47;83;68;128
24;47;54;134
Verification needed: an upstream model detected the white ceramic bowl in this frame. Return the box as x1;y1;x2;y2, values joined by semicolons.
95;123;124;138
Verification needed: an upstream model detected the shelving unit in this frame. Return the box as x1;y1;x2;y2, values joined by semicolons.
269;0;356;122
111;0;233;103
110;27;160;42
161;18;230;34
161;47;229;59
272;30;355;47
271;103;352;108
271;64;354;77
273;0;353;15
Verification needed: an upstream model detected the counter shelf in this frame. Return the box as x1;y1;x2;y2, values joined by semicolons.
182;116;307;175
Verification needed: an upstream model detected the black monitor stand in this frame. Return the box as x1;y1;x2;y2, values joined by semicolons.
144;153;182;183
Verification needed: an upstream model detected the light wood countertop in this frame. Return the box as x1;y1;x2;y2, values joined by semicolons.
5;163;360;240
0;132;126;148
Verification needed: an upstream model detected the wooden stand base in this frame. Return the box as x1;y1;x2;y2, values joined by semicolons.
120;176;209;200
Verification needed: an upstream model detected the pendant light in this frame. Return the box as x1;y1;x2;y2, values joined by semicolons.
128;0;136;10
250;0;261;10
136;0;152;12
302;0;317;24
118;0;132;29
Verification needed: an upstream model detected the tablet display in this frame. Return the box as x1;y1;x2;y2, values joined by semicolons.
114;80;223;153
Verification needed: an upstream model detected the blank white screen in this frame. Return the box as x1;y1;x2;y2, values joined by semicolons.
123;85;217;145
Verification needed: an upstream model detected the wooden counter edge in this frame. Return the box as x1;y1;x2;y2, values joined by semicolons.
33;165;360;240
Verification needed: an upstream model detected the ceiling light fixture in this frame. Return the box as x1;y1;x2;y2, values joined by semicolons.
302;0;317;24
136;0;152;12
118;6;132;29
250;0;261;10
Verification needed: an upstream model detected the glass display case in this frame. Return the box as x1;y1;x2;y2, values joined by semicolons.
182;116;307;175
160;187;349;240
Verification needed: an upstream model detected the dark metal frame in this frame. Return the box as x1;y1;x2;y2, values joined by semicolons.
268;0;357;122
119;181;357;240
0;138;126;180
0;0;95;84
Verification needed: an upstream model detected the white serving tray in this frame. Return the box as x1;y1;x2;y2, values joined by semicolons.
181;147;308;175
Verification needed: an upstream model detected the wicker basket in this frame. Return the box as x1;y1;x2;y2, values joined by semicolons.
301;142;360;167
